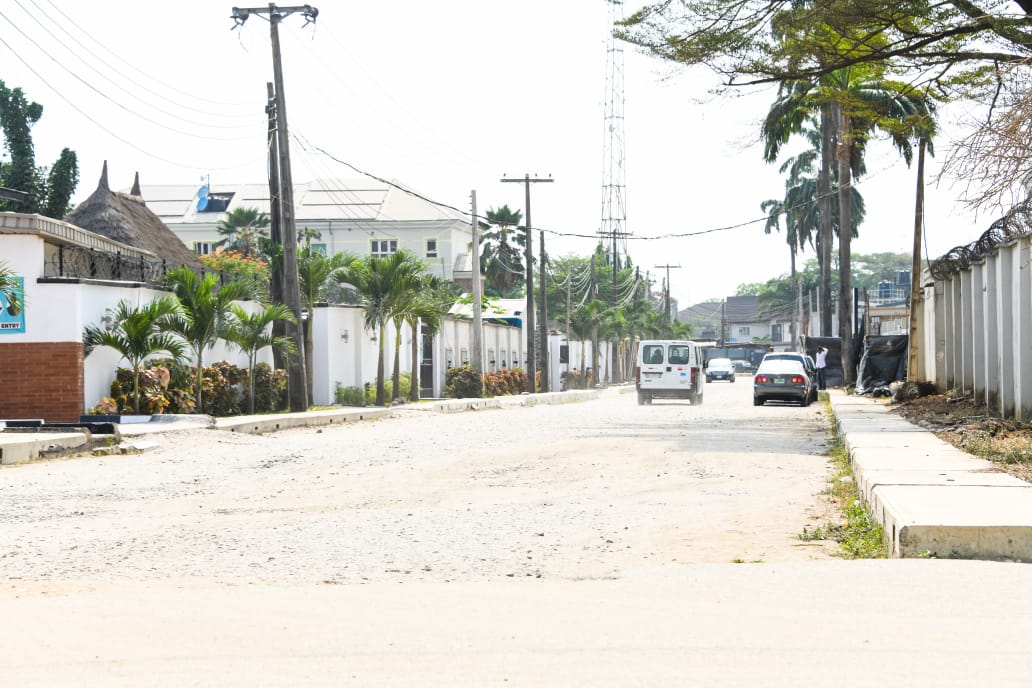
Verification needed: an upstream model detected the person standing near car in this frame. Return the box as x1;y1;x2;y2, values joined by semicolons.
815;346;828;390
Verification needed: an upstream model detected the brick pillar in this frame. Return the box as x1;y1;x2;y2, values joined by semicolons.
0;342;84;422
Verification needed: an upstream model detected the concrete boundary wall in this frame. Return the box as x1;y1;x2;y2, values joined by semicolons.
921;236;1032;419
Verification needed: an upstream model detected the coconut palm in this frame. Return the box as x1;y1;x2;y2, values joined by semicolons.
216;207;270;258
298;244;357;401
336;250;424;405
224;302;297;414
0;260;23;318
164;266;257;413
83;297;186;414
481;205;525;297
387;256;427;403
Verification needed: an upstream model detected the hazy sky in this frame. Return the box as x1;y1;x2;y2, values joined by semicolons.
1;0;992;307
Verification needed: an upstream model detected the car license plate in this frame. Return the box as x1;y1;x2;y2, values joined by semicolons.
774;377;786;384
645;372;661;378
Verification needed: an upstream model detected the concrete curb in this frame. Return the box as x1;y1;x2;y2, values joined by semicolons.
829;390;1032;561
0;390;602;457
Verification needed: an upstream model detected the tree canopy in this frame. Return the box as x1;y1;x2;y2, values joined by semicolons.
617;1;1032;92
0;81;78;217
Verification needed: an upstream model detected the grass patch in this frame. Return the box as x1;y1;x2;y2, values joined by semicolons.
807;398;887;559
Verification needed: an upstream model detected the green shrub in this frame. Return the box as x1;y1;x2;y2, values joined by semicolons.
249;362;288;412
336;383;367;406
149;357;197;414
204;360;247;417
109;365;171;414
445;365;483;399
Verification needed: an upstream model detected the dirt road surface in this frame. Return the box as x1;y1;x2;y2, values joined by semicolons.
2;383;1031;686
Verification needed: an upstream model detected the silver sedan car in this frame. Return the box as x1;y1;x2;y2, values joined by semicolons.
753;359;813;407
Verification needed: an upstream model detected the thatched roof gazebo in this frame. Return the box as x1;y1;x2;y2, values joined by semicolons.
65;163;204;270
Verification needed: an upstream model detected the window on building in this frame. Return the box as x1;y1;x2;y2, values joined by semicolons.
198;192;233;213
771;324;782;342
460;348;468;366
738;326;751;337
426;239;438;258
371;239;397;258
311;243;327;255
193;241;215;256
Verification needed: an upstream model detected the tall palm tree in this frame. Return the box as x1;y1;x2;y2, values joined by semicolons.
83;297;186;414
0;260;23;318
216;207;270;258
164;266;256;413
825;68;933;384
336;250;424;405
481;205;525;297
224;302;297;414
298;245;357;401
400;274;453;402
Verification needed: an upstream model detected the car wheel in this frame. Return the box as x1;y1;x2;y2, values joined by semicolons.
753;397;764;406
637;393;646;406
692;391;704;405
729;376;735;383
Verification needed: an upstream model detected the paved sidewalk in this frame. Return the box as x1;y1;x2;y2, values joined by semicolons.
829;390;1032;561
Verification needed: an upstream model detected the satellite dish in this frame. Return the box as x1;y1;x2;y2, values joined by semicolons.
196;184;209;211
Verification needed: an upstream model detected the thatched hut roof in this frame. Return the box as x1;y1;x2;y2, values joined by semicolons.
65;163;203;270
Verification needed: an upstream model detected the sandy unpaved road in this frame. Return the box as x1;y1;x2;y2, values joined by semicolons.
3;383;1032;686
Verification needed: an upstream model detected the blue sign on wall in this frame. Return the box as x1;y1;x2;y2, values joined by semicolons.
0;276;25;333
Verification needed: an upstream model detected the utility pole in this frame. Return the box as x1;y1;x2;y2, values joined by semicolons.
501;173;552;393
232;4;318;412
539;229;549;392
470;190;484;375
908;138;927;382
654;264;681;322
266;82;286;370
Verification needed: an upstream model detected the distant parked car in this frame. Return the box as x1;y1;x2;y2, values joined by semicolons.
730;359;754;374
760;352;818;402
705;357;736;383
753;358;814;407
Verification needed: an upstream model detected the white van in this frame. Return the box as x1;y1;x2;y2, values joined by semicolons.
635;340;704;405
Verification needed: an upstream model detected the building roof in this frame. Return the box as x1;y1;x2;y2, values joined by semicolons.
65;164;203;269
138;177;469;227
723;295;760;323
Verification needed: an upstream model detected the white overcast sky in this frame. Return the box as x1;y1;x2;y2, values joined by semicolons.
1;0;993;307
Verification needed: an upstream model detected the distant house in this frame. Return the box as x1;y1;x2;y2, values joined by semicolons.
136;177;474;286
723;295;795;345
678;301;723;340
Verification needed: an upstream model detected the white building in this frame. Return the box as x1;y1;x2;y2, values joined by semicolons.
137;177;476;286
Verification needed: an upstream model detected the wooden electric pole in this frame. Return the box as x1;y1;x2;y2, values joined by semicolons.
471;190;484;374
539;229;548;392
501;173;552;393
654;264;681;322
232;4;318;412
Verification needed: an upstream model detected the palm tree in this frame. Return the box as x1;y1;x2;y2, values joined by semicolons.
825;68;933;384
224;302;297;414
398;274;453;402
83;297;186;414
336;250;424;405
0;260;23;318
216;207;270;258
481;205;525;297
298;244;357;401
164;266;256;413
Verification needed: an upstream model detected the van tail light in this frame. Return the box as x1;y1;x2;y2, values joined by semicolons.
691;367;697;385
755;375;769;383
635;365;640;383
791;375;805;384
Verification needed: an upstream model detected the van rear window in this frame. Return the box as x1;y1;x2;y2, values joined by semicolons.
668;346;692;365
642;345;664;364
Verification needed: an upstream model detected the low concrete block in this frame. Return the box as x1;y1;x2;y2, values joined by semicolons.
0;431;91;465
874;484;1032;560
856;468;1028;506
